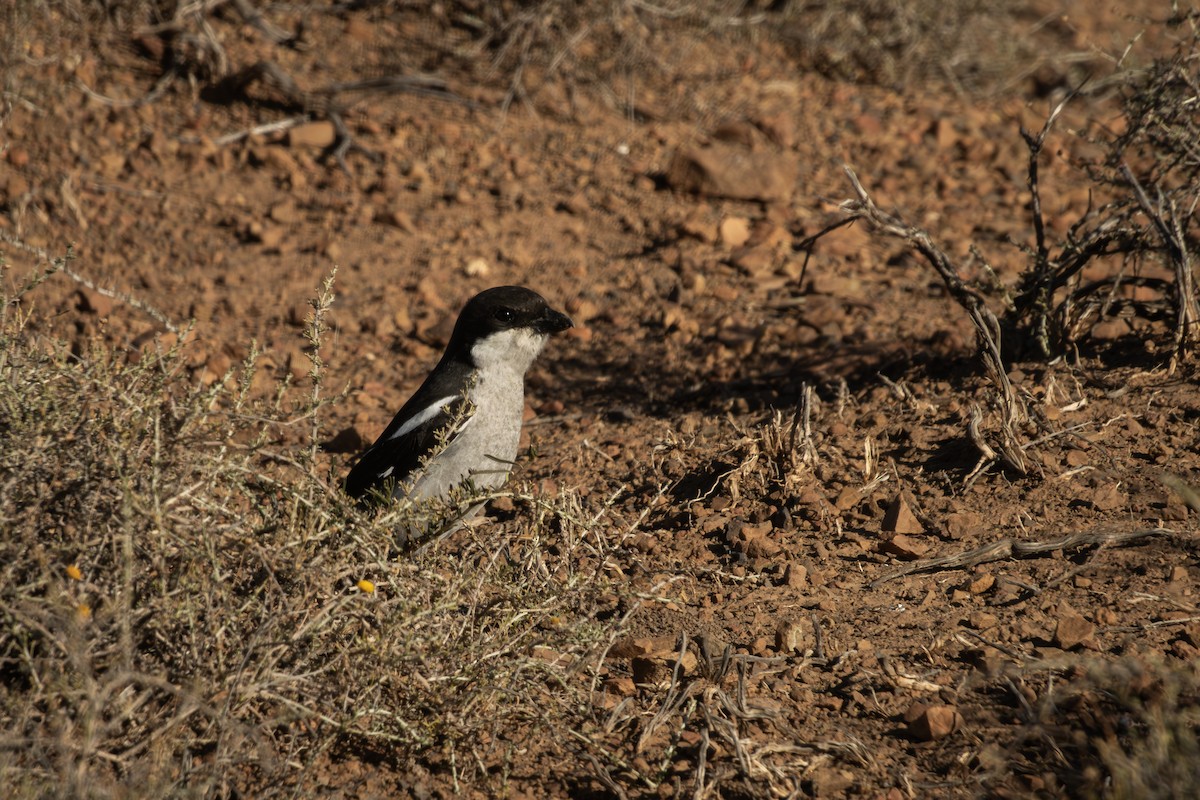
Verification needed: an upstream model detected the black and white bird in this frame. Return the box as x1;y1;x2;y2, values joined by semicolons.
345;286;572;530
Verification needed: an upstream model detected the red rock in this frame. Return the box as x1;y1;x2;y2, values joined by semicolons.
1091;483;1125;511
603;676;637;697
731;244;776;275
269;201;302;224
834;486;861;511
782;561;808;589
6;147;30;168
729;520;781;558
344;15;373;41
752;111;795;148
905;703;961;741
944;512;982;540
719;216;752;247
99;152;126;178
712;120;760;148
1053;606;1096;650
678;210;717;242
287;120;337;149
968;573;995;594
930;118;957;148
257;225;285;250
967;611;998;630
775;620;806;653
882;494;923;533
1;173;29;205
879;534;928;560
666;143;797;202
609;635;677;659
852;113;884;137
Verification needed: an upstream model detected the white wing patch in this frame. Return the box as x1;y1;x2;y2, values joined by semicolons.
386;394;459;442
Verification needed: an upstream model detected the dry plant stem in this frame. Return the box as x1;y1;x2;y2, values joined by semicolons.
791;216;860;289
839;166;1027;476
1120;163;1200;364
870;527;1171;586
76;71;176;109
0;232;180;332
214;114;310;146
138;0;231;36
583;752;631;800
1019;93;1073;357
302;269;336;465
229;0;298;46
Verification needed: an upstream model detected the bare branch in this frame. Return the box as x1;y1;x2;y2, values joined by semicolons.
839;166;1028;478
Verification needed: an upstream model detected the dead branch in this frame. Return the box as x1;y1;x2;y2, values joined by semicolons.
870;527;1171;586
138;0;295;47
217;60;464;170
839;166;1028;477
841;167;986;312
790;215;860;289
1015;90;1076;356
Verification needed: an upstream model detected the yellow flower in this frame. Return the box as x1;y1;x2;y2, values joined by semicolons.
76;603;92;620
66;564;82;581
356;579;376;594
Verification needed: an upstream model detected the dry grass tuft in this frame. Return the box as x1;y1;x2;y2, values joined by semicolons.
0;256;630;797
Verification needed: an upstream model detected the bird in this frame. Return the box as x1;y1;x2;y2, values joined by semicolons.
345;286;573;540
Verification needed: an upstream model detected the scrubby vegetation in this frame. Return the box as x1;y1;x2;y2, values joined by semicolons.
2;1;1199;798
0;258;631;796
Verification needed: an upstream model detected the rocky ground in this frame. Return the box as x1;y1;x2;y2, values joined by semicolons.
3;1;1200;797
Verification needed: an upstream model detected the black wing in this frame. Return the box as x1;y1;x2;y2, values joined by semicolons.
344;391;473;502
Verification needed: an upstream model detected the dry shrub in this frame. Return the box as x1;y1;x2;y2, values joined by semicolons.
1029;657;1200;798
775;0;1071;92
395;0;775;117
427;0;1071;101
0;258;627;797
826;18;1200;374
1013;20;1200;362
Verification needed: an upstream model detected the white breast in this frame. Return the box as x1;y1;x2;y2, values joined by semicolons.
405;327;548;500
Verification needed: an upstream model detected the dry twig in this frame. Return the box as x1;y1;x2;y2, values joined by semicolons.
217;61;463;169
1121;163;1200;367
838;166;1029;478
871;527;1171;586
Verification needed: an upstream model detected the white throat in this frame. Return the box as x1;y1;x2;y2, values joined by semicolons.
470;328;549;377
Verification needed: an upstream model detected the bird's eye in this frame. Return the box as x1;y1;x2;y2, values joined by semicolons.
494;308;515;323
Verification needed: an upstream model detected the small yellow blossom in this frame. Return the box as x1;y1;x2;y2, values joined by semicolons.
76;603;92;620
356;579;376;594
66;565;82;581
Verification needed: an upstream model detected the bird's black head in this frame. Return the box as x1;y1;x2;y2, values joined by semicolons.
446;286;573;359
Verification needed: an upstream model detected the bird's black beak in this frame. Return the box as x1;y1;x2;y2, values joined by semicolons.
536;307;574;334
